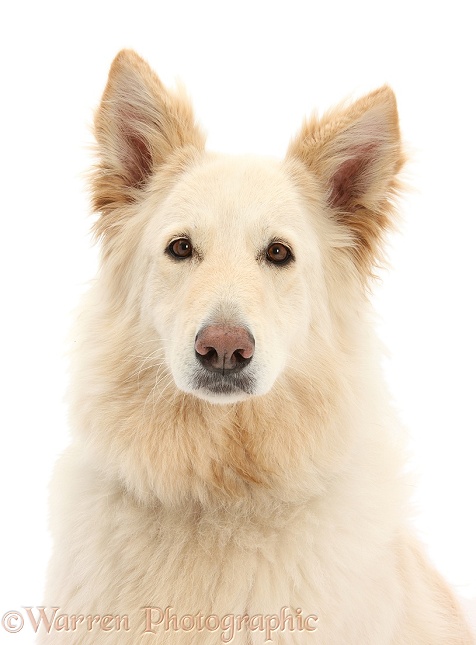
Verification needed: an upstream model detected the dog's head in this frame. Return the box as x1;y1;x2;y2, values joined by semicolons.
90;50;403;410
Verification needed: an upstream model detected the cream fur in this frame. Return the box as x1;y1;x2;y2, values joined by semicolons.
40;50;474;644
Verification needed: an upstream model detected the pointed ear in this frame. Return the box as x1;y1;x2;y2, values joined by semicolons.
91;49;205;237
287;86;404;274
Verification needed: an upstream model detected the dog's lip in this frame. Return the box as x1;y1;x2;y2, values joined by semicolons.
191;369;255;395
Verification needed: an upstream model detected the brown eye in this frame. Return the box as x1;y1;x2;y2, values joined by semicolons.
266;242;292;265
168;238;193;259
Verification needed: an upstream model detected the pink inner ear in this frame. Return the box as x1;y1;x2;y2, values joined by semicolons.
329;144;376;210
122;130;153;187
116;105;154;188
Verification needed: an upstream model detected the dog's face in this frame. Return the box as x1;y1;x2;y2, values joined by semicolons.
140;154;322;403
91;50;403;408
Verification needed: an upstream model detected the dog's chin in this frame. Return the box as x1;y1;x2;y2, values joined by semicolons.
190;387;252;405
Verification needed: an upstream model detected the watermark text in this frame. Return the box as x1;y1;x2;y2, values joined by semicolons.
1;606;318;642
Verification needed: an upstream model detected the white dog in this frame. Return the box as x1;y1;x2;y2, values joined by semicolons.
40;50;474;643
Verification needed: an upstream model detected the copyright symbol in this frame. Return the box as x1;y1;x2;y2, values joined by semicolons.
2;611;24;633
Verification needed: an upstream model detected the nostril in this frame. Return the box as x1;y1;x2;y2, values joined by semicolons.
233;348;250;364
203;348;218;362
235;345;253;361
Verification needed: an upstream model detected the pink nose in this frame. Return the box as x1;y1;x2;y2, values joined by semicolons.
195;324;255;373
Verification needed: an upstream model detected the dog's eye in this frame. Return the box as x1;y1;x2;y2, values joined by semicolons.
167;238;193;259
266;242;293;265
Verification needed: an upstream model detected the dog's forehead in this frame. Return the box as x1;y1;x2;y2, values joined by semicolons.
158;153;306;232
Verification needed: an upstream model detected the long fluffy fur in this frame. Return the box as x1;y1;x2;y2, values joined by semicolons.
41;50;474;644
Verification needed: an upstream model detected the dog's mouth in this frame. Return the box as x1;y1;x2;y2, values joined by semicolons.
193;370;256;394
191;369;256;399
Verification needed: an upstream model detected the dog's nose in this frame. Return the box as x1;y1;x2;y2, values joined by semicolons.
195;325;255;373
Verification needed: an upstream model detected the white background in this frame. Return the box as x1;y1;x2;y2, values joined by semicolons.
1;0;475;641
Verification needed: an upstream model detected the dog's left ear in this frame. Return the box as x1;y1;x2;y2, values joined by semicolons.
287;86;404;275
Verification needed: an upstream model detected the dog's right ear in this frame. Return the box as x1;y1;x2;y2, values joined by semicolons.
91;50;205;239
